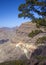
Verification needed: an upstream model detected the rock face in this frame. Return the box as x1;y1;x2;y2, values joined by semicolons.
15;22;46;43
30;46;46;65
0;22;46;63
0;41;37;63
0;43;24;62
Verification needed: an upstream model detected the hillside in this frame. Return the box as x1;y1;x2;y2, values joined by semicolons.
15;22;46;43
0;22;46;64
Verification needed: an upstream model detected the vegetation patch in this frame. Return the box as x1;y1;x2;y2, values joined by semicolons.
35;56;46;61
36;18;46;28
0;60;28;65
28;30;43;38
36;36;46;45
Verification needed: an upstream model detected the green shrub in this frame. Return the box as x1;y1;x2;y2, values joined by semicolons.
28;30;43;38
36;36;46;45
36;18;46;28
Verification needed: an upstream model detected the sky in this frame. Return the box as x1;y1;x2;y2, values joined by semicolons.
0;0;31;28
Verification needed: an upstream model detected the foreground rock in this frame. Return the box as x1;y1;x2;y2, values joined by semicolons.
0;41;37;63
30;45;46;65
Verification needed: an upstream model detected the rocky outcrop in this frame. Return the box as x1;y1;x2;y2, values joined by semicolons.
30;45;46;65
0;41;37;63
15;22;46;43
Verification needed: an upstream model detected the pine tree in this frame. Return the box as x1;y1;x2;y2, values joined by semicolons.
18;0;46;20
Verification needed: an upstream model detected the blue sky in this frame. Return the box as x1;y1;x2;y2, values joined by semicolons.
0;0;31;28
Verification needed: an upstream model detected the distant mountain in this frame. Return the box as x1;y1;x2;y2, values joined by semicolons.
0;27;16;31
0;27;17;40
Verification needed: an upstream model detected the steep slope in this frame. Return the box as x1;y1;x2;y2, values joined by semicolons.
0;22;46;63
30;45;46;65
15;22;46;43
0;41;37;63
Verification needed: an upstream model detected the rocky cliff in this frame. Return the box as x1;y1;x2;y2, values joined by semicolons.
0;22;46;64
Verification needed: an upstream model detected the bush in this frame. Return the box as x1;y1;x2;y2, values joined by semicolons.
36;36;46;45
36;18;46;28
28;30;43;38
